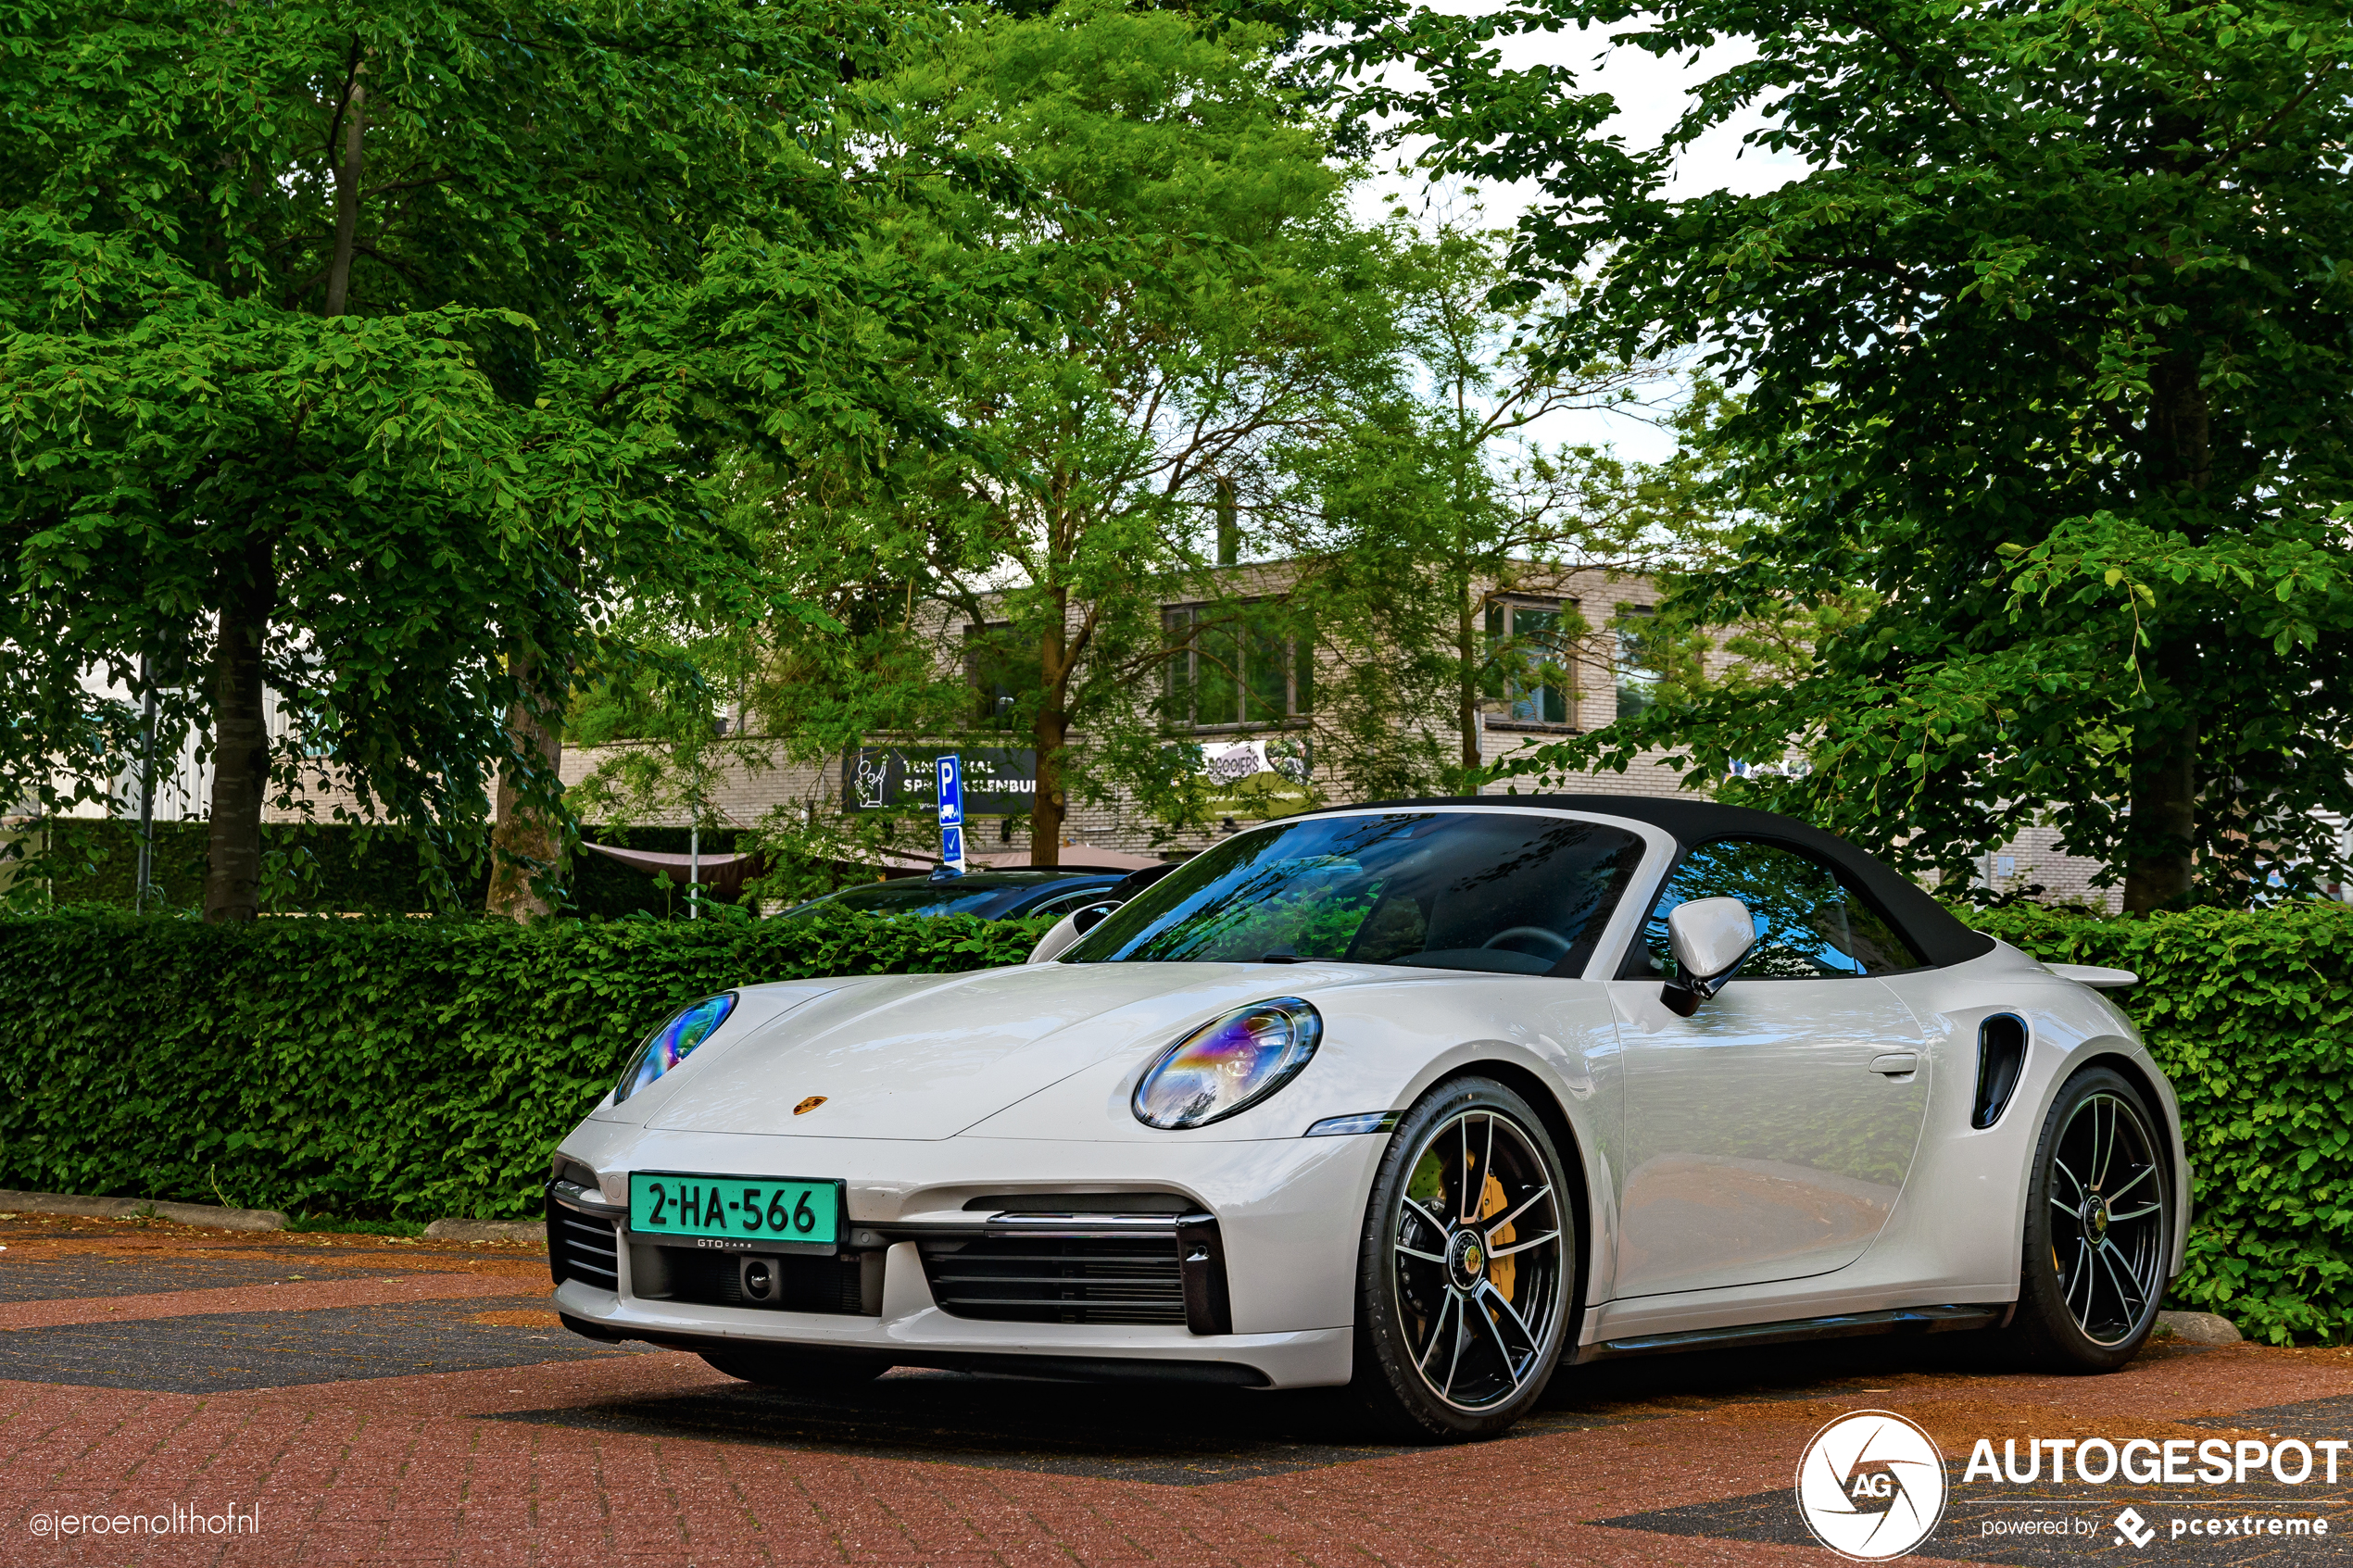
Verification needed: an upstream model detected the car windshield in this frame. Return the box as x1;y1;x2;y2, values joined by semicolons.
1062;810;1648;975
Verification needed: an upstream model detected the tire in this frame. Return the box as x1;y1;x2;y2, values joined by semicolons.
698;1348;888;1388
1351;1076;1576;1441
2007;1065;2171;1371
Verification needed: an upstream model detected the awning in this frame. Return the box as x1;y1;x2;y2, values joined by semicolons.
577;841;764;901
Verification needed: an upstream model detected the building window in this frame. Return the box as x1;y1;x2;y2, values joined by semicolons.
1483;598;1575;726
1616;604;1661;721
964;622;1039;732
1165;603;1313;728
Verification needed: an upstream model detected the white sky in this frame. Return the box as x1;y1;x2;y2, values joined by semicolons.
1344;9;1807;462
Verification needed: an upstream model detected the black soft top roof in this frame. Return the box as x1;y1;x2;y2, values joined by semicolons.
1300;795;1994;970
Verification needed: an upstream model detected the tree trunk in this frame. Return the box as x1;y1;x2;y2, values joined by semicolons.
324;78;365;318
1456;580;1480;778
2120;357;2213;911
202;542;274;922
487;639;565;922
1030;604;1068;868
198;67;362;923
2121;641;2198;912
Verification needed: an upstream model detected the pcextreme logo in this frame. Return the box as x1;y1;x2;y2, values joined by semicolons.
1795;1411;1949;1562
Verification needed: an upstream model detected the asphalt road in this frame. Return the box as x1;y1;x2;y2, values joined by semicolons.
4;1212;2349;1565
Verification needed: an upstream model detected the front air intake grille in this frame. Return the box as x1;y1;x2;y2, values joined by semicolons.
920;1233;1189;1326
546;1183;623;1291
553;1212;621;1289
653;1248;874;1315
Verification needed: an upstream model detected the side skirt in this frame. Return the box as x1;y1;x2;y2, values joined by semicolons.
1568;1303;2006;1365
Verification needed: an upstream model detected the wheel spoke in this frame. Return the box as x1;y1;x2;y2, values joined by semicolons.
2051;1157;2086;1202
1488;1229;1560;1260
2095;1238;2141;1324
2105;1164;2155;1202
2050;1197;2082;1218
2067;1237;2094;1321
2108;1201;2162;1223
1417;1291;1458;1375
1441;1295;1468;1398
1480;1278;1544;1356
1481;1184;1554;1238
1480;1114;1497;1218
1472;1288;1527;1389
1395;1241;1447;1264
2101;1237;2151;1307
2095;1097;2118;1187
2118;1241;2155;1298
1404;1197;1451;1238
1458;1116;1474;1223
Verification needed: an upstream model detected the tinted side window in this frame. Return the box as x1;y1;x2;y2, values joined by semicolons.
1642;838;1925;979
1027;888;1115;918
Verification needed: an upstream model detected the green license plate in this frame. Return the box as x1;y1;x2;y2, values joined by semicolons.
628;1172;841;1251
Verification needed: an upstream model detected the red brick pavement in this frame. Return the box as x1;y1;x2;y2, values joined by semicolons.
0;1273;547;1332
5;1214;2351;1566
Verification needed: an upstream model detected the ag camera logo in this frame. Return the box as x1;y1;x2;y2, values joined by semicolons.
1796;1411;1948;1561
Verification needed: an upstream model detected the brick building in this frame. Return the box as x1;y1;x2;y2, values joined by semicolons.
53;566;2136;909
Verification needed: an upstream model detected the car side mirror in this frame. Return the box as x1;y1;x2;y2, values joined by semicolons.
1662;897;1757;1017
1026;899;1123;965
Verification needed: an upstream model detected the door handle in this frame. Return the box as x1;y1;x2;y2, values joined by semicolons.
1869;1052;1919;1076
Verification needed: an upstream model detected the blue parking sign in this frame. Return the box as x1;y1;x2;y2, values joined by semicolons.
937;753;966;872
937;753;963;825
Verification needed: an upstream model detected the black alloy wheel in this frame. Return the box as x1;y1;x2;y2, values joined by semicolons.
2009;1064;2171;1371
698;1348;888;1388
1351;1076;1575;1440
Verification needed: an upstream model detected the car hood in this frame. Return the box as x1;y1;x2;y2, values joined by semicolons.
637;961;1390;1141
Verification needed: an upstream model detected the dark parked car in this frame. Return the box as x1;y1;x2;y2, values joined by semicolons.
774;869;1139;924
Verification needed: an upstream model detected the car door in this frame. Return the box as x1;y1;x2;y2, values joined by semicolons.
1606;838;1932;1299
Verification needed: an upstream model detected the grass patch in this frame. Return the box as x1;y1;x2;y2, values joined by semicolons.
284;1214;429;1237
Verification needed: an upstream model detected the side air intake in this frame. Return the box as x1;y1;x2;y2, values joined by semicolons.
1972;1014;2027;1129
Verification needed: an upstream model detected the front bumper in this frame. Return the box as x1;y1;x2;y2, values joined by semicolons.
545;1123;1386;1390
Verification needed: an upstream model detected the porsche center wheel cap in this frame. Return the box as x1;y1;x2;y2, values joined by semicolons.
1448;1230;1487;1290
2082;1196;2110;1239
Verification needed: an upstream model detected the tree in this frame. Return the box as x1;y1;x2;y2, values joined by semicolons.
0;0;952;920
1354;0;2353;908
853;0;1399;862
1280;214;1709;789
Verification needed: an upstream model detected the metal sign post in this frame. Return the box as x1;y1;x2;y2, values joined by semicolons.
935;752;966;879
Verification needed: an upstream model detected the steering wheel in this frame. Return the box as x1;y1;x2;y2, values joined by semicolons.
1481;925;1574;960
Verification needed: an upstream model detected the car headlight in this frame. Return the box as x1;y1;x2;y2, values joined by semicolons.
1133;997;1322;1130
613;993;736;1104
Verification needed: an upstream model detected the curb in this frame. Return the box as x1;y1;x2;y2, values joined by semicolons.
422;1219;545;1245
0;1189;286;1232
2156;1310;2244;1346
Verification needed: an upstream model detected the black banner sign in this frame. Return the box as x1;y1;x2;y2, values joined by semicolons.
843;746;1037;816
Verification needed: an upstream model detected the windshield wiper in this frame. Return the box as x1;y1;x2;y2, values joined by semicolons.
1260;949;1305;964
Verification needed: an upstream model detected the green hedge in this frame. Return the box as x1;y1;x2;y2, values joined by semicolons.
31;819;747;919
0;909;1046;1223
1970;902;2353;1344
5;901;2349;1343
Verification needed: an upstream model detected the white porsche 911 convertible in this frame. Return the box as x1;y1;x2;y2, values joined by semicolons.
547;797;2187;1440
